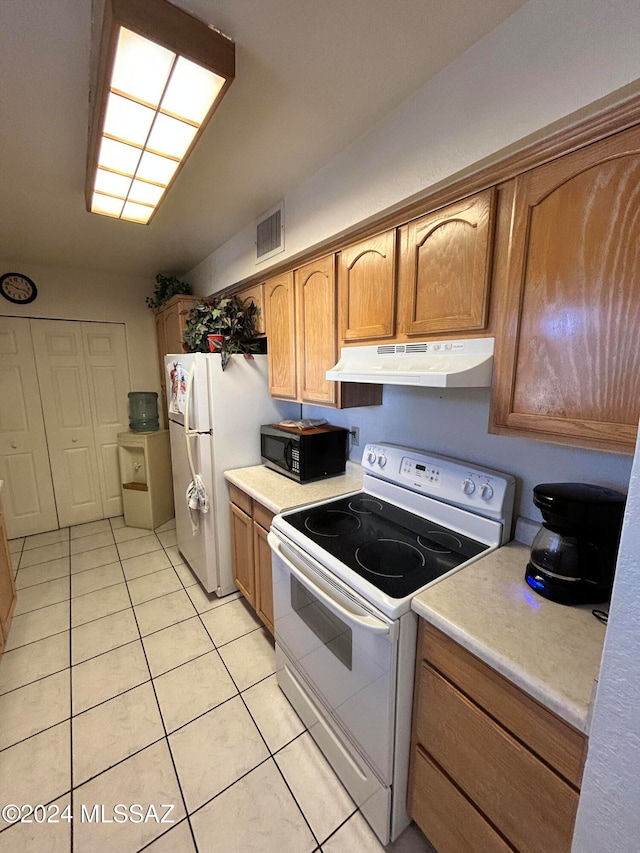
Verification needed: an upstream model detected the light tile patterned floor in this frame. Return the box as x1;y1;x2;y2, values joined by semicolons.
2;519;434;853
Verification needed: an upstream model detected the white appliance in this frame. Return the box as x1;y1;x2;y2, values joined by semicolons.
165;352;296;595
269;442;515;844
326;337;494;387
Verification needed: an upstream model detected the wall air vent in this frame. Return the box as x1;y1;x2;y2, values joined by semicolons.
255;202;284;262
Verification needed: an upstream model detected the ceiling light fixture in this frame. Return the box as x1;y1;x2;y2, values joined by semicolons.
86;0;235;225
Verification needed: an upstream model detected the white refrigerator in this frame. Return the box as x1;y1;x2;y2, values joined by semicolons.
165;352;297;596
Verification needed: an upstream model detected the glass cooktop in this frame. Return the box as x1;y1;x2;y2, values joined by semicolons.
282;492;488;599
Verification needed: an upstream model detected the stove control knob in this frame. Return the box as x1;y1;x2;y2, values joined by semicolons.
461;478;475;495
377;454;387;468
479;483;494;501
366;449;377;465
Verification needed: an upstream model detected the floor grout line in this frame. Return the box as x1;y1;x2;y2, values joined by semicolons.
120;546;201;853
2;519;373;852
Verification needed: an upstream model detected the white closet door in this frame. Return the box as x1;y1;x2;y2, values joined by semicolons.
0;317;59;538
31;320;104;528
82;322;130;518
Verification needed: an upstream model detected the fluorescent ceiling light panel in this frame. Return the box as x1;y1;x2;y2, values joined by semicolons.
87;0;235;224
161;57;226;124
110;28;174;106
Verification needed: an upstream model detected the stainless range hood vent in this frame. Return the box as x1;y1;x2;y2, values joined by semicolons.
327;337;495;387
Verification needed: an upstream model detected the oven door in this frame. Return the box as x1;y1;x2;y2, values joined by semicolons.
269;529;398;783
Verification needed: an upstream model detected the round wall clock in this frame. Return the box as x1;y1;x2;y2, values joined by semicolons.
0;272;38;305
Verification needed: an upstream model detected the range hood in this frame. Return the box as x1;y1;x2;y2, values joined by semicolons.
326;338;495;387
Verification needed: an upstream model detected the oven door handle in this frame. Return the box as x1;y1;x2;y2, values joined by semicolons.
269;532;391;636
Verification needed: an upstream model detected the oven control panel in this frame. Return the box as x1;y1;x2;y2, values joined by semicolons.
362;442;515;524
400;456;441;485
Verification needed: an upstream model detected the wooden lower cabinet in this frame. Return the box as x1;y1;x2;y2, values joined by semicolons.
229;484;275;634
0;495;17;655
409;622;586;853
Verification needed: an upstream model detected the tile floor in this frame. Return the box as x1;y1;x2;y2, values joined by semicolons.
2;517;435;853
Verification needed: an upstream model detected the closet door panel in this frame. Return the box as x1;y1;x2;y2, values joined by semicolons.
0;318;58;537
82;323;130;518
31;321;103;528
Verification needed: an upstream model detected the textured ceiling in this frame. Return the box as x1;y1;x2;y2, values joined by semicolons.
0;0;526;277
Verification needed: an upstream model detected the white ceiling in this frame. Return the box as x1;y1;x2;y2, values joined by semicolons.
0;0;526;279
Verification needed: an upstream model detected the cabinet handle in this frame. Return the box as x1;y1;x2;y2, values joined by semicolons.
11;442;17;449
72;437;78;443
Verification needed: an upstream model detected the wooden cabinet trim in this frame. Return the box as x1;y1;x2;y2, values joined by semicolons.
422;623;585;788
0;505;17;652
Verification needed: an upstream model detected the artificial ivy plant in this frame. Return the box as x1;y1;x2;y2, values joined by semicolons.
181;296;260;369
146;273;192;309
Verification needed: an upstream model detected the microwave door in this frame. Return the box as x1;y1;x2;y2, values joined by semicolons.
284;439;294;473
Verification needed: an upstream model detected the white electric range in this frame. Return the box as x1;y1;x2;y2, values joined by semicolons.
268;442;515;844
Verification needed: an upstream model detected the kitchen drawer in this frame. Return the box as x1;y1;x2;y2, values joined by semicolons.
410;746;514;853
416;663;579;853
229;483;252;515
421;623;585;787
253;501;274;530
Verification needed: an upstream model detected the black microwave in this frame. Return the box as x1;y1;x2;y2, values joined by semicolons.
260;423;349;482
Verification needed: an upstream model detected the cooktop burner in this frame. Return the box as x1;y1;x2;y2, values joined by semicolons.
284;492;488;598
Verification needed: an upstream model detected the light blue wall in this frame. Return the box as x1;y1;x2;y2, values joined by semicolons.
302;387;632;525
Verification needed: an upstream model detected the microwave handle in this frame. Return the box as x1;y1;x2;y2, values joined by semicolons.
268;532;390;636
284;439;293;470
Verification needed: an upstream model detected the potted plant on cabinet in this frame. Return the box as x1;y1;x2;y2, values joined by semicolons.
181;295;261;369
145;273;192;310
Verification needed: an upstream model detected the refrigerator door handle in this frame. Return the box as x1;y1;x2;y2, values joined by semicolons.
184;362;198;482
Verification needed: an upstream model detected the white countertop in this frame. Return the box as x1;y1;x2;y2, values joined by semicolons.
412;541;606;734
224;464;362;515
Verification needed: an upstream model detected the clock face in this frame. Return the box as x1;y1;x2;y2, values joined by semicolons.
0;273;37;305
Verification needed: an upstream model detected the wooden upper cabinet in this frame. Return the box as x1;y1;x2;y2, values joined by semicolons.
397;188;495;337
264;272;297;400
295;255;338;406
237;283;265;335
339;230;397;342
490;125;640;453
155;295;200;362
155;295;200;420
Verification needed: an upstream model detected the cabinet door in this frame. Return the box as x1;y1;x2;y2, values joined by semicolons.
339;230;396;342
230;502;255;605
490;126;640;453
238;283;265;335
264;272;297;399
254;521;274;635
295;255;338;406
398;188;495;337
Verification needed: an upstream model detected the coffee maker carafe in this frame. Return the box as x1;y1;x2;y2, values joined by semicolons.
525;482;626;605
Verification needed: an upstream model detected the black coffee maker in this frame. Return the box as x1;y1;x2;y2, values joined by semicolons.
525;482;626;605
